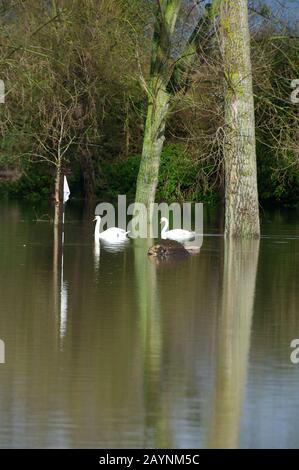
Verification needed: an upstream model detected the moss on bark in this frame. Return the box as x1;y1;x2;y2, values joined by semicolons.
220;0;260;238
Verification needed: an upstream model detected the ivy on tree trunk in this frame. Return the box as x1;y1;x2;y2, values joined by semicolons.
134;0;182;222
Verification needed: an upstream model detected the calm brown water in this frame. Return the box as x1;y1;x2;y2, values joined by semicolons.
0;201;299;448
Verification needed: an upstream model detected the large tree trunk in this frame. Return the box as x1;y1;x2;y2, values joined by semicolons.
134;0;181;221
220;0;260;238
135;79;170;211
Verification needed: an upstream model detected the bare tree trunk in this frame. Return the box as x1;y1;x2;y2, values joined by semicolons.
54;158;63;227
220;0;260;238
135;0;181;221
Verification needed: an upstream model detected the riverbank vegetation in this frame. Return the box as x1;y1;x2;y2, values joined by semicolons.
0;0;298;207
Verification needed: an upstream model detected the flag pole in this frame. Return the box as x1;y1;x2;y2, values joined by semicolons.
59;176;70;342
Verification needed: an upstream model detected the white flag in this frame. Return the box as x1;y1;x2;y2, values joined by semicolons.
63;176;70;203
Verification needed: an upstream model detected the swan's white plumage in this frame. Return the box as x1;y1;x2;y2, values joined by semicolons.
94;216;130;242
161;217;195;242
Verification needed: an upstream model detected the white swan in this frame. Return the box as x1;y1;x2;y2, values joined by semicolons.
161;217;195;242
94;215;130;242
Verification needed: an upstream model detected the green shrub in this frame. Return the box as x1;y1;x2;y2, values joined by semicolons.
97;144;217;203
0;163;54;201
98;154;141;201
156;144;201;202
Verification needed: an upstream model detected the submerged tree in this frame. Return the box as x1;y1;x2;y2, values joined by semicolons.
220;0;260;238
134;0;182;220
207;239;260;447
134;0;218;225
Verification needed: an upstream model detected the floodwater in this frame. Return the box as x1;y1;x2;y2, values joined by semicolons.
0;200;299;449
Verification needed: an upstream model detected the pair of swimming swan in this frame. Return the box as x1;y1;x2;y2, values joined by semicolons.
94;215;195;243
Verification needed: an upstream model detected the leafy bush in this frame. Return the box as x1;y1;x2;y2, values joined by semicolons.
98;154;141;201
98;144;217;203
156;144;201;202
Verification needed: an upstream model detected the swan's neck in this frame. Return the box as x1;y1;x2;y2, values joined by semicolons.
161;219;169;236
94;218;101;238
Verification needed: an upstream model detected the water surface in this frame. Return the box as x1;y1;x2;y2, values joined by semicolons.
0;201;299;448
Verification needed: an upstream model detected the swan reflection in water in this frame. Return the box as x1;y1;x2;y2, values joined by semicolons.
94;238;130;273
97;238;130;253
